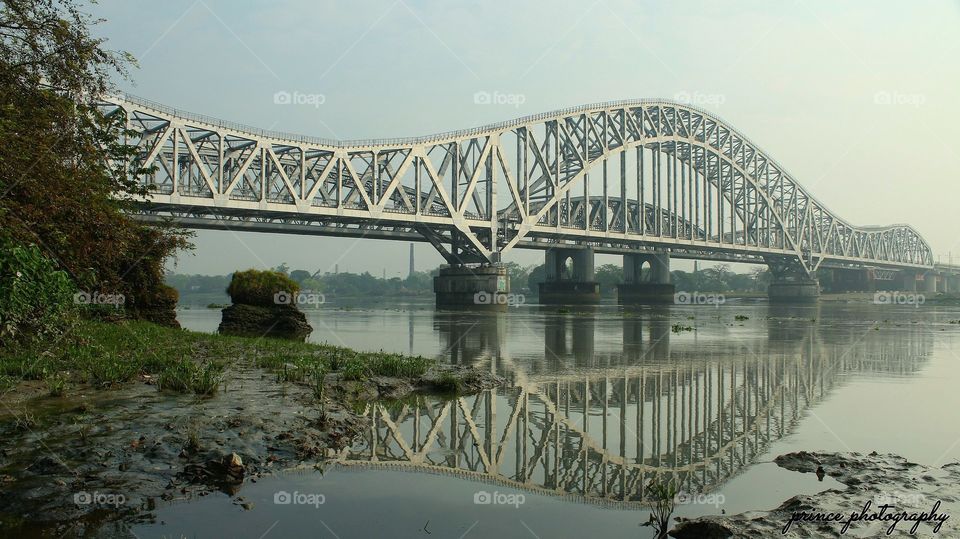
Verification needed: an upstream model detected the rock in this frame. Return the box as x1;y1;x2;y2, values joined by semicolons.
672;451;960;537
223;452;244;480
670;520;734;538
218;304;312;340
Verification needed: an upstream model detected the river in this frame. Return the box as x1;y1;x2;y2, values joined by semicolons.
133;300;960;538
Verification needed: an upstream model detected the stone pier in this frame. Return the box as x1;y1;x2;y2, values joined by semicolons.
767;258;820;303
617;253;675;304
433;265;510;310
538;247;601;304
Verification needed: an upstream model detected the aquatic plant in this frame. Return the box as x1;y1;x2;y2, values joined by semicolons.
44;372;68;397
433;370;463;393
642;479;678;539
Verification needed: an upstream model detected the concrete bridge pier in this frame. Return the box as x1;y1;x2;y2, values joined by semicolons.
434;264;510;310
617;253;675;304
944;275;959;293
824;268;872;293
767;259;819;303
769;277;820;303
920;272;938;294
898;271;918;293
538;247;601;304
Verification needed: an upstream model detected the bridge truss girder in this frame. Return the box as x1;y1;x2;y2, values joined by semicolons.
100;95;934;273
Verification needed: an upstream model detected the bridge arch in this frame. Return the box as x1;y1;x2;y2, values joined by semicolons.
98;94;934;273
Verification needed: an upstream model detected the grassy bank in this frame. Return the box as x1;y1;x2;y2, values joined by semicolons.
0;319;434;399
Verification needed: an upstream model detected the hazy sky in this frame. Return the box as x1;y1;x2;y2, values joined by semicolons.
88;0;960;276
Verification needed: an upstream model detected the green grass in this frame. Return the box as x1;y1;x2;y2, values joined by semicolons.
44;372;67;397
157;359;225;396
433;370;463;393
0;319;435;399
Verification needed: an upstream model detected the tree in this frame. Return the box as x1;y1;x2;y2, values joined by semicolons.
502;262;533;292
595;264;622;293
527;264;546;292
289;269;312;283
0;0;191;327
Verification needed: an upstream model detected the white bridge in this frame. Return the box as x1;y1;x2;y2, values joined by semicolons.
100;94;934;281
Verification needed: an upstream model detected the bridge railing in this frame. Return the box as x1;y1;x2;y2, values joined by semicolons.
114;92;720;149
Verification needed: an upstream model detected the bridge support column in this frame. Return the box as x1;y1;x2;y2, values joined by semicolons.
824;268;871;293
617;253;675;304
433;264;510;310
767;258;819;303
768;278;820;303
538;247;600;304
899;272;918;293
921;272;938;294
945;275;959;294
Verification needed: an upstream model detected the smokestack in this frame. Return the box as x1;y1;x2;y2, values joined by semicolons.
409;243;415;278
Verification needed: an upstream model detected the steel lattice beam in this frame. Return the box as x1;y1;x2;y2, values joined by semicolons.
99;94;935;273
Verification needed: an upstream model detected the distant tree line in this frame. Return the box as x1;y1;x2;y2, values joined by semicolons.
168;262;769;303
168;265;441;302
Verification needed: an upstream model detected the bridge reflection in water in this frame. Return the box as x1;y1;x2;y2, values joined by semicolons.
327;308;930;507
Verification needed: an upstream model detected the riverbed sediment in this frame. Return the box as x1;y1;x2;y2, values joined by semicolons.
671;451;958;538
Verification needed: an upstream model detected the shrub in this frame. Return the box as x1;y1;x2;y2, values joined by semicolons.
127;283;180;327
0;238;75;349
226;269;300;308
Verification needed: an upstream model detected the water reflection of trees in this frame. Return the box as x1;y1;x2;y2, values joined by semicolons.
333;309;933;506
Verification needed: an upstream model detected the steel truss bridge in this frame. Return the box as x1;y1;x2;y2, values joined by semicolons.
99;94;934;277
325;313;931;506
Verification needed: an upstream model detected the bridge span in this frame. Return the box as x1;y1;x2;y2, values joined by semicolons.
98;94;950;304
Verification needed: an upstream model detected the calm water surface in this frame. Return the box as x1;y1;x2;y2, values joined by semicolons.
138;301;960;538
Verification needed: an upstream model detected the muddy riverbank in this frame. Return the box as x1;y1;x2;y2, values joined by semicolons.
671;451;958;537
0;321;504;537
